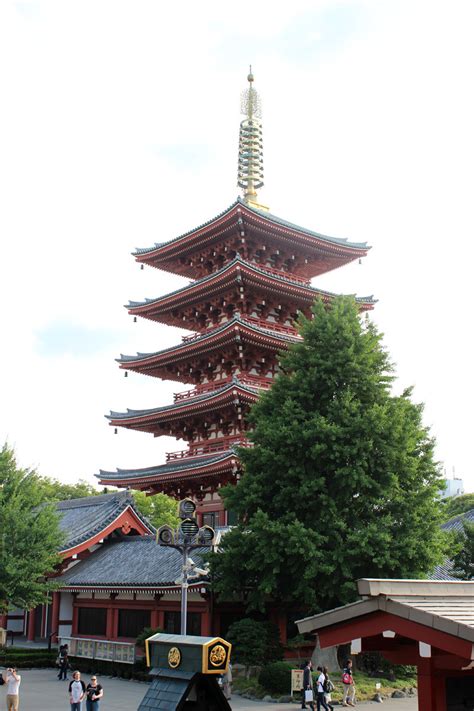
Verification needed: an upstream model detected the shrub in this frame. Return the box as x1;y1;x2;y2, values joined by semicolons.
136;626;162;650
258;661;293;695
226;618;283;677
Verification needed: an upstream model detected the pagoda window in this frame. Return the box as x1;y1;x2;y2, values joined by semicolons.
118;609;151;639
77;607;107;637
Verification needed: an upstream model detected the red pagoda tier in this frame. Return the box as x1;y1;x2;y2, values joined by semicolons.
98;73;374;527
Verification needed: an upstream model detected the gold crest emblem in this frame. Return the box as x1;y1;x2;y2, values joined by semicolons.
168;646;181;668
209;644;227;666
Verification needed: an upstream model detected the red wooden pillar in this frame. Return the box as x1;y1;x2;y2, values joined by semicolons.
277;611;287;645
106;606;115;639
27;608;36;642
51;592;61;643
0;614;7;629
201;607;211;636
417;659;437;711
151;610;160;629
158;610;165;630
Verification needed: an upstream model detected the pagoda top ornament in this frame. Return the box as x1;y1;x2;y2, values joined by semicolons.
238;67;266;209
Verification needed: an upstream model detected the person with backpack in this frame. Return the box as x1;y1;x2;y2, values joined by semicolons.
315;666;331;711
341;659;355;707
322;666;334;711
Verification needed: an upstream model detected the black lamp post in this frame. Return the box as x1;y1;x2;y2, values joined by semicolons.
156;498;215;635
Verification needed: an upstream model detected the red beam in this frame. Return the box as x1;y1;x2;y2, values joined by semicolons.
318;610;473;660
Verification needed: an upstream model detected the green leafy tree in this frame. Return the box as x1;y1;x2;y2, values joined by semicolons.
35;477;101;502
441;494;474;522
0;444;63;613
226;618;282;677
451;521;474;580
132;491;179;529
212;297;447;612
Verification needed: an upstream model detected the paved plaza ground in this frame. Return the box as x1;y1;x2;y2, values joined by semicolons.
0;669;417;711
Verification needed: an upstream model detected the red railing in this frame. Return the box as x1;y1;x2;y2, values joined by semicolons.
241;316;299;337
255;262;310;286
166;437;252;461
173;374;273;402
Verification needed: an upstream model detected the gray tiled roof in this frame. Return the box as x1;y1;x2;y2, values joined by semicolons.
59;536;208;589
107;376;259;420
442;508;474;534
134;198;369;255
97;451;235;481
431;508;474;580
56;491;154;552
127;255;376;310
118;314;299;364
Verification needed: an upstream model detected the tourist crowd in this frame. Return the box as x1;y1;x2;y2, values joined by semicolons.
302;658;355;710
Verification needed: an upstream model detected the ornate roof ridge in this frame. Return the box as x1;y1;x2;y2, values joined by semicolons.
117;314;299;363
56;490;132;510
133;197;369;256
97;450;236;480
107;375;260;420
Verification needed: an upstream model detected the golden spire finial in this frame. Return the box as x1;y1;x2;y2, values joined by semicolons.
238;67;264;205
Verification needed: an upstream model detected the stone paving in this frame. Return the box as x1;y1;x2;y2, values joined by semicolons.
0;669;417;711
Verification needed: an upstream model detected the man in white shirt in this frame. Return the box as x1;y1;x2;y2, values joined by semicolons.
68;670;86;710
4;668;21;711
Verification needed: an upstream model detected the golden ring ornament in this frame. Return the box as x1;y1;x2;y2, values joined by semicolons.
209;644;227;666
168;646;181;668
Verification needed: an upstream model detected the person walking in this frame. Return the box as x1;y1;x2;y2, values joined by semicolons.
341;659;356;707
4;667;21;711
58;644;69;681
302;660;315;711
68;670;86;711
315;666;330;711
322;666;334;711
85;676;103;711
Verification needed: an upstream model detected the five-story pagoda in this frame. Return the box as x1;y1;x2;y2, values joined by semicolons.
98;71;374;526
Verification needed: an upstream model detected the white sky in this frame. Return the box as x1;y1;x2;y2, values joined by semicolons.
1;0;473;491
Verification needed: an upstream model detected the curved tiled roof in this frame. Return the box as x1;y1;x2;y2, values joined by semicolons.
107;376;260;421
56;491;154;553
442;508;474;534
117;314;299;364
97;451;236;482
127;255;376;311
134;198;369;255
59;536;208;589
431;509;474;581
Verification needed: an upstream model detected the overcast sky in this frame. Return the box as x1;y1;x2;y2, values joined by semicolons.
1;0;473;492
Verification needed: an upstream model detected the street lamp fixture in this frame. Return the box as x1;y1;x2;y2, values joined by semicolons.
156;499;215;635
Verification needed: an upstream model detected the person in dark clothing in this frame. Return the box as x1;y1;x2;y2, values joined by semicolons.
58;644;69;681
302;660;315;710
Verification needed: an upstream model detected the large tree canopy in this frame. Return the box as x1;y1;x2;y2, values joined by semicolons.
211;297;447;612
0;444;62;613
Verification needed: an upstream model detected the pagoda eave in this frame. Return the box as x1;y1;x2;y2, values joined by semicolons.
108;379;262;436
117;317;299;381
134;200;369;279
97;451;240;493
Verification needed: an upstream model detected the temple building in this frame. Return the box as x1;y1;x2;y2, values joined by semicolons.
98;70;374;526
4;71;374;653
